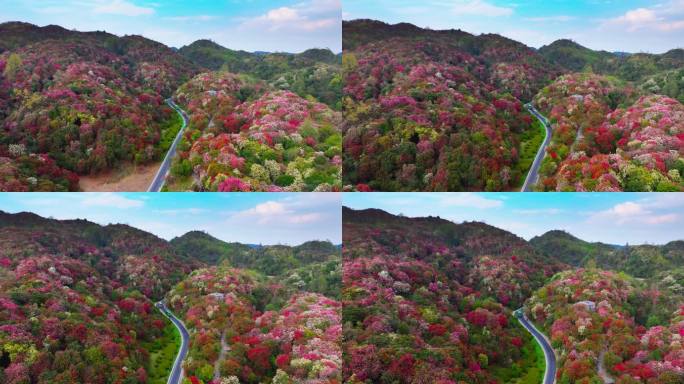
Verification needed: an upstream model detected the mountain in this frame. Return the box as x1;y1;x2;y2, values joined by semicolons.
532;72;683;191
342;19;561;191
539;39;684;105
0;211;206;383
0;22;202;191
165;265;341;383
170;230;253;265
343;207;684;383
164;71;342;192
0;210;342;384
342;19;684;192
538;39;618;72
342;207;564;383
0;22;342;192
178;39;342;108
0;211;202;298
171;230;340;279
531;230;684;278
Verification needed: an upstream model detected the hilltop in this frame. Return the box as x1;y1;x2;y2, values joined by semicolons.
178;39;342;108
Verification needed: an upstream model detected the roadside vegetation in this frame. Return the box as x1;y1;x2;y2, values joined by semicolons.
514;118;546;188
145;322;181;384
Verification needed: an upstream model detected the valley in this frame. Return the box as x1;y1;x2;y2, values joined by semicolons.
341;206;684;384
0;22;342;192
342;20;684;192
0;211;342;384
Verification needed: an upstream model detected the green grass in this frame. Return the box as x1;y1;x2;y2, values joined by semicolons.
158;109;184;154
514;118;546;187
144;322;181;384
491;320;545;384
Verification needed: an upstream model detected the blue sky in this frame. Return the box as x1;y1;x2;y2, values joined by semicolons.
0;193;341;245
344;0;684;54
1;0;341;53
344;193;684;245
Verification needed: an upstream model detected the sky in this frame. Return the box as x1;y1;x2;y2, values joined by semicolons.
0;193;342;245
344;0;684;54
344;193;684;245
0;0;341;53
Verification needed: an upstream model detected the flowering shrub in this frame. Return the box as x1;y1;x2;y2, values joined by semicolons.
0;253;166;383
527;269;684;383
342;207;563;382
168;72;342;191
533;73;683;191
166;265;341;383
342;21;562;191
0;33;199;190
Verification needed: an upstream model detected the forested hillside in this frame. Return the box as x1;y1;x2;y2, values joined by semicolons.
0;22;342;192
342;207;564;383
343;19;684;192
0;210;340;384
179;40;342;109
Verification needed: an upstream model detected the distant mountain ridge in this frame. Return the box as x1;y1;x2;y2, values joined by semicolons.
531;229;684;278
177;38;342;107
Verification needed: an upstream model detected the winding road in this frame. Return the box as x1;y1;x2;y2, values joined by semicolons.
515;309;557;384
147;99;189;192
156;301;190;384
521;103;553;192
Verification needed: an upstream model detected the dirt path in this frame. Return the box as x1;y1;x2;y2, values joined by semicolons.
79;162;161;192
598;349;615;384
213;329;229;380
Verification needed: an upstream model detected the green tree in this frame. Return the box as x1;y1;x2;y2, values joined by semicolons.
3;53;22;81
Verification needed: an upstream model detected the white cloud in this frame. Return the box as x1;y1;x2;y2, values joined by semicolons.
289;213;322;224
93;0;154;16
263;7;301;23
603;2;684;32
230;194;339;226
451;0;513;17
645;214;678;224
241;0;340;32
587;200;679;226
81;193;145;209
253;201;287;215
438;193;504;209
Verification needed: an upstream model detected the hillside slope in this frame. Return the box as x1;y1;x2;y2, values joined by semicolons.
179;39;342;108
0;22;201;191
342;19;561;191
342;207;564;383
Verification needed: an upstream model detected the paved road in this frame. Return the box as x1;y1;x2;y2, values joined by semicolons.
147;99;189;192
521;103;553;192
156;301;190;384
515;309;557;384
